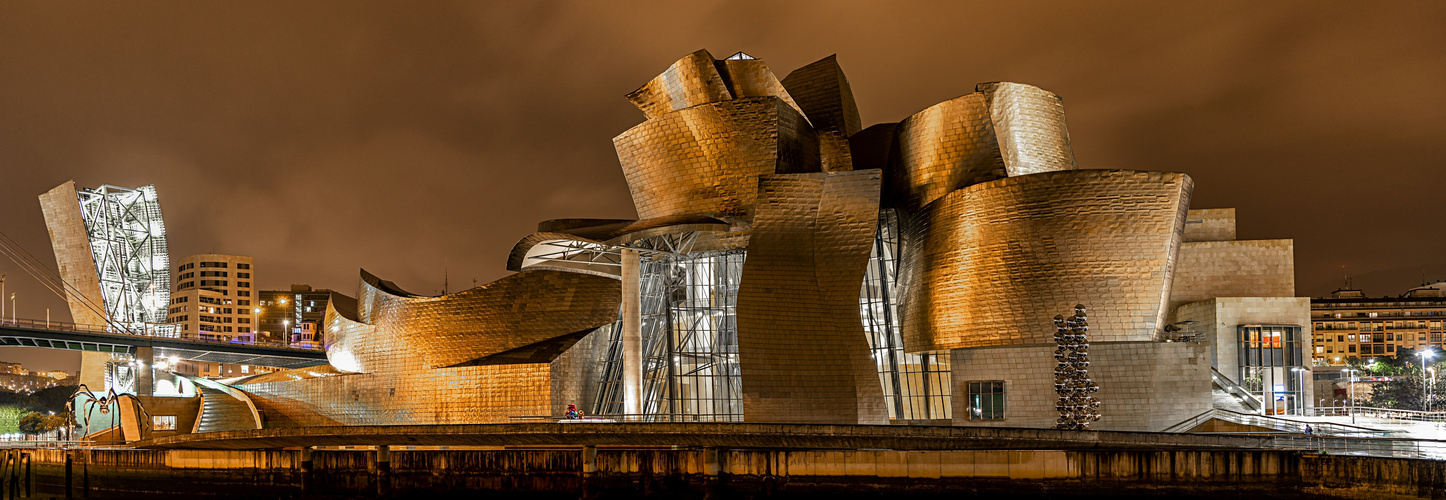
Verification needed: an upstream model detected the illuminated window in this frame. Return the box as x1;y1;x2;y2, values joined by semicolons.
966;382;1005;420
152;415;177;431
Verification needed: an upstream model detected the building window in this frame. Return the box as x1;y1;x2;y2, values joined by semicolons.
239;282;250;288
238;291;250;297
152;415;177;431
237;263;250;269
966;381;1005;420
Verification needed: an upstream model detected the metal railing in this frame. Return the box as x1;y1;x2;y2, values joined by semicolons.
0;317;322;352
1272;435;1446;460
0;440;96;450
1211;368;1264;412
510;413;745;423
1164;408;1389;437
1312;406;1446;423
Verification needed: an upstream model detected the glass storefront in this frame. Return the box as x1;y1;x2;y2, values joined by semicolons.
1238;324;1306;415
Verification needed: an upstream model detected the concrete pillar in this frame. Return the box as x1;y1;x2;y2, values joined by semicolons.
299;447;314;494
582;445;597;475
581;445;599;499
376;445;391;496
134;346;153;396
621;249;643;417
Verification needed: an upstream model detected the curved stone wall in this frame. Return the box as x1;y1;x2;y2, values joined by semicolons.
899;169;1193;352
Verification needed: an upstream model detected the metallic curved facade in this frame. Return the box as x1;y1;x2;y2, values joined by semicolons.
781;55;863;173
736;170;887;424
626;49;735;120
189;49;1253;434
354;269;619;369
614;96;819;220
885;82;1078;210
899;169;1193;352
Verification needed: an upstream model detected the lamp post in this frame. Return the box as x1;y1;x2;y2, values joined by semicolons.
253;307;261;342
1;274;6;323
1418;350;1436;412
1344;367;1358;424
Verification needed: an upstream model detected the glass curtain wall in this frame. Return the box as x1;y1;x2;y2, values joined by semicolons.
593;251;745;421
860;210;952;421
1238;325;1306;415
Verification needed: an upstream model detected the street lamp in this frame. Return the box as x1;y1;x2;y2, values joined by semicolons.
1344;367;1359;424
253;307;261;340
1418;350;1436;412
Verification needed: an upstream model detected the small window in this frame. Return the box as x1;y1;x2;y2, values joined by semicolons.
152;415;177;431
966;381;1005;420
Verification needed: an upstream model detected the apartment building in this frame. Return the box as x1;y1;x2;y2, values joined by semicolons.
166;254;256;342
1311;283;1446;366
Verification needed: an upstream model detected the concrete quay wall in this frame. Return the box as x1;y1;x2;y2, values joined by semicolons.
10;447;1446;498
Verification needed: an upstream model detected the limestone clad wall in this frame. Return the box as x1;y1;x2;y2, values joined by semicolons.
1169;239;1295;312
1182;208;1236;242
951;341;1211;431
1169;297;1311;390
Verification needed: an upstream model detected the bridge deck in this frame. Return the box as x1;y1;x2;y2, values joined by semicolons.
0;318;328;369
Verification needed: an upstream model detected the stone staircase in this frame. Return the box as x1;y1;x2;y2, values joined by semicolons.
178;374;262;433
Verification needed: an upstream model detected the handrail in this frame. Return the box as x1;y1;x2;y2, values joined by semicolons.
1313;406;1446;422
1211;367;1263;412
1163;408;1388;437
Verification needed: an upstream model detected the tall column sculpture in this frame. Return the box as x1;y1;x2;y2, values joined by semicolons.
1053;305;1100;430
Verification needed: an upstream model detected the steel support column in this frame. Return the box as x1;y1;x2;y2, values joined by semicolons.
622;249;643;415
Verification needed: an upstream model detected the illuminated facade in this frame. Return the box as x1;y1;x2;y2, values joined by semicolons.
40;182;173;334
41;181;176;392
76;49;1310;432
1311;284;1446;366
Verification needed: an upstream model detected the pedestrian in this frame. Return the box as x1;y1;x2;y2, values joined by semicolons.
1304;424;1313;437
565;403;582;420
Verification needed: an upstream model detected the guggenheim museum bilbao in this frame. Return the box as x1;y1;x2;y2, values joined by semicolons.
50;50;1310;432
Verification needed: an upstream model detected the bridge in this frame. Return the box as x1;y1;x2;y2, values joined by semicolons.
0;317;328;369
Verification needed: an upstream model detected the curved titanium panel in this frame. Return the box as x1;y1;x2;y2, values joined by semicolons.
717;58;808;123
886;93;1003;210
736;170;887;425
239;287;556;427
614;97;819;220
782;55;862;173
899;169;1193;352
780;55;862;138
356;269;620;369
885;82;1079;210
979;82;1079;176
626;49;734;120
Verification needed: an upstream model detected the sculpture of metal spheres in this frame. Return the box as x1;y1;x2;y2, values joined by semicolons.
1053;304;1101;430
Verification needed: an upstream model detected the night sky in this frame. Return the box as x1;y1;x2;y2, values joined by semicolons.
2;2;1444;371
